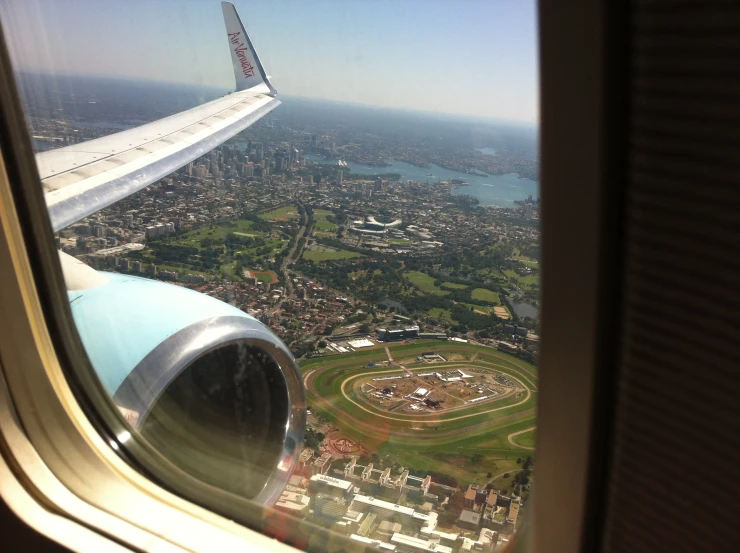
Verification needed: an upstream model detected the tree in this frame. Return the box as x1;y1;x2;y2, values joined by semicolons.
446;491;465;518
318;340;327;349
514;471;530;487
471;453;485;465
304;430;320;449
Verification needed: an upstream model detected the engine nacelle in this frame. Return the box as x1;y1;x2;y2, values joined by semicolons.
62;253;305;506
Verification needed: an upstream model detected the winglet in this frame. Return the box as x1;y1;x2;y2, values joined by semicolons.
221;2;277;96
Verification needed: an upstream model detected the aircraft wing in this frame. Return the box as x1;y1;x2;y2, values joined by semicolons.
37;2;279;232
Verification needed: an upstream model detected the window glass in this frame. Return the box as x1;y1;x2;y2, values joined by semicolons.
1;0;539;549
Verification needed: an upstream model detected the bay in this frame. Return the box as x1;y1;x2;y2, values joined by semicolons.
306;154;538;207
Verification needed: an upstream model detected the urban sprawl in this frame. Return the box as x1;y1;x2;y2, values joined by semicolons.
35;100;540;551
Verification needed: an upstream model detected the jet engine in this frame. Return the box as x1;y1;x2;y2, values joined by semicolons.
61;253;305;506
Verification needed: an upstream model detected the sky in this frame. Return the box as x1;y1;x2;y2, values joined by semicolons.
0;0;539;123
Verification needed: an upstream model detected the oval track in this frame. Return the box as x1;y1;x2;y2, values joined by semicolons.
304;353;538;438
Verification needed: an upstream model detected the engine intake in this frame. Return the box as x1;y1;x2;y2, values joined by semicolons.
64;260;305;506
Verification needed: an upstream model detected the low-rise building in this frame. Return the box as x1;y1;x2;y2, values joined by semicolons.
308;474;354;499
275;490;310;517
457;509;482;531
314;494;350;522
507;498;521;525
312;452;333;475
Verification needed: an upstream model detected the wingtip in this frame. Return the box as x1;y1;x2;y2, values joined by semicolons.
222;1;275;94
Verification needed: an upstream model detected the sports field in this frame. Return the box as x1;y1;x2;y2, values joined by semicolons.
301;342;537;490
502;269;539;288
246;270;278;283
259;205;299;220
170;219;264;247
404;271;449;295
472;288;500;304
313;209;337;231
303;245;362;262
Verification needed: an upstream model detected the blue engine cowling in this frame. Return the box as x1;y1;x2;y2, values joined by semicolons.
68;271;305;506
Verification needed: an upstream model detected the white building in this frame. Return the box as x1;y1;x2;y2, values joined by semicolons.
391;533;452;553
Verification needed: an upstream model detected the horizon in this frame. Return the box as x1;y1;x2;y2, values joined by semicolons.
1;0;539;124
15;70;539;130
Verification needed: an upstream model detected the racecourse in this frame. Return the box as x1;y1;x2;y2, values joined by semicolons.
301;341;538;488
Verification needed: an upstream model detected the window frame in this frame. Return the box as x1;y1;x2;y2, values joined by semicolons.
0;21;319;553
535;0;630;552
0;0;632;550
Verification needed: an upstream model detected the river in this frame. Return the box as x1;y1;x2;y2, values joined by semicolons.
305;154;538;208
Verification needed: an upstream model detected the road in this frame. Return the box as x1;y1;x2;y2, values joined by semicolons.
487;468;524;486
280;199;308;273
507;427;536;450
267;197;308;316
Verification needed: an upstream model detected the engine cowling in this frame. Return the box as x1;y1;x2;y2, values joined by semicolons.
61;253;305;506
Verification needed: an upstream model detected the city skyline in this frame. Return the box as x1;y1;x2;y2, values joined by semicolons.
1;0;539;123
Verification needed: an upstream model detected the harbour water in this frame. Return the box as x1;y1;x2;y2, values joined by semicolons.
306;154;538;207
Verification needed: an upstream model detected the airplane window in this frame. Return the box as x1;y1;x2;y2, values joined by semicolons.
0;0;539;550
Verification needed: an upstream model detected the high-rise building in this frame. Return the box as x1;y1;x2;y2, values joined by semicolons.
337;170;343;186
